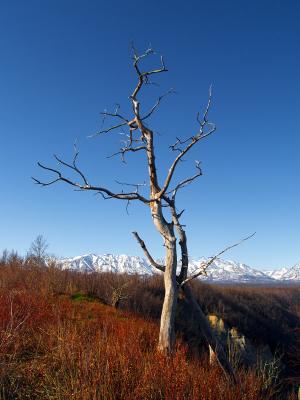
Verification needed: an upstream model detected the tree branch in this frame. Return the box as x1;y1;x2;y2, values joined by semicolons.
33;159;151;203
107;145;146;162
168;161;202;200
141;88;175;121
88;104;130;138
168;201;189;283
88;121;128;138
101;104;129;123
132;231;165;272
157;87;215;199
54;152;89;186
131;47;168;102
181;232;256;286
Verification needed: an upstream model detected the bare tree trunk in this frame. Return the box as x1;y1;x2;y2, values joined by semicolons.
142;122;180;354
149;199;179;353
132;229;178;354
157;236;178;353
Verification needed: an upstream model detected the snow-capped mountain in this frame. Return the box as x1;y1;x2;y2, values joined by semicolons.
60;254;153;275
188;258;274;283
58;253;300;283
275;263;300;281
265;268;289;280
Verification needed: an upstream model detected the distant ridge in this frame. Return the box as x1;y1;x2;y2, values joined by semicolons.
60;254;300;283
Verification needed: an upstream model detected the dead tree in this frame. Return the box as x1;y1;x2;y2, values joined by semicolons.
27;234;49;267
33;47;252;381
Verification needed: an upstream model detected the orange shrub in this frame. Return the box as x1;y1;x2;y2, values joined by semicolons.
0;256;298;399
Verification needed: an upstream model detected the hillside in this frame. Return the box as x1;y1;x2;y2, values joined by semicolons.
0;255;299;399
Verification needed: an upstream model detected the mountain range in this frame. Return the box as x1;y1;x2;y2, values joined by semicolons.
59;254;300;283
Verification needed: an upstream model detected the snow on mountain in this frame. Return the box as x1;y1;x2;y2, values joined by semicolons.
188;258;274;283
60;254;154;275
265;268;289;280
278;262;300;281
60;253;288;282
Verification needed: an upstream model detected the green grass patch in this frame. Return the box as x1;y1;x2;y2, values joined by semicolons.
70;292;98;302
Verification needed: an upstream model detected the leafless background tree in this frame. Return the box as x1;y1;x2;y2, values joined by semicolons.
33;47;254;381
27;234;49;267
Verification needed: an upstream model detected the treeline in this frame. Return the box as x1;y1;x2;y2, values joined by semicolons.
0;252;300;398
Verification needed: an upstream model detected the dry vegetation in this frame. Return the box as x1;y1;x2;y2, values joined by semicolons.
0;253;299;399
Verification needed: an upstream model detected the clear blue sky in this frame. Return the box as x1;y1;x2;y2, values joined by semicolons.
0;0;299;269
